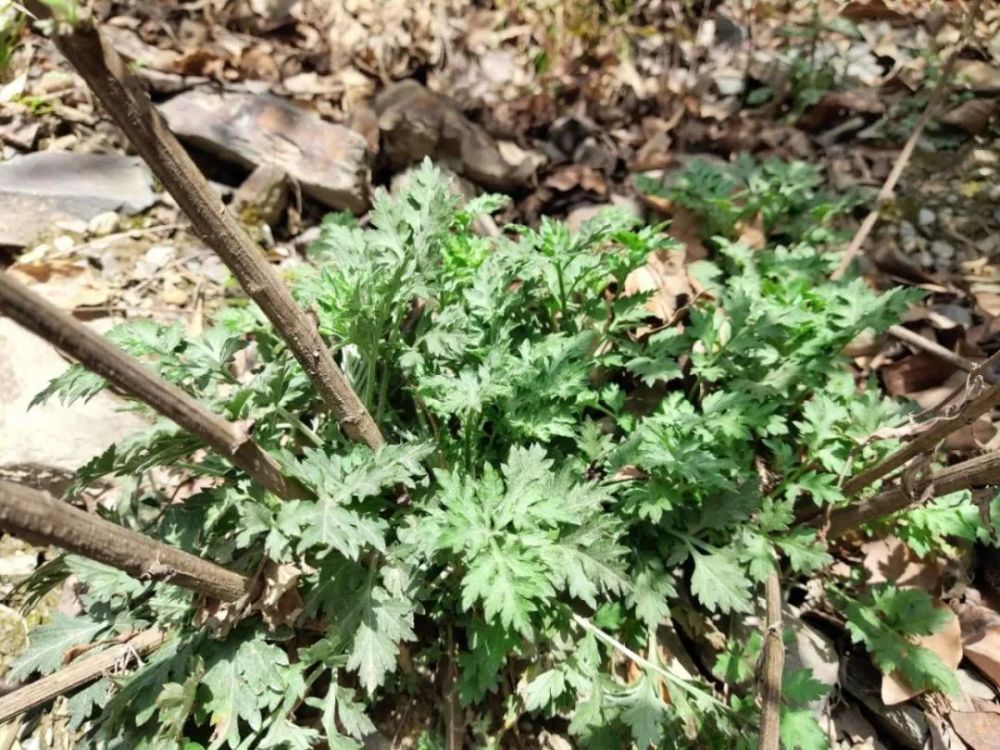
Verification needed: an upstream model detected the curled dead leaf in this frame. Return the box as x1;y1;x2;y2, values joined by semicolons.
257;560;306;631
623;249;692;322
955;600;1000;689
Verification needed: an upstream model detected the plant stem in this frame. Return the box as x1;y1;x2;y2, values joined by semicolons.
0;629;167;723
757;569;783;750
824;448;1000;536
843;377;1000;497
0;481;252;601
275;404;323;448
570;613;733;713
0;272;302;500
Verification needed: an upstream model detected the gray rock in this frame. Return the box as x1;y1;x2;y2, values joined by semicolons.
374;80;535;191
898;220;919;252
930;240;955;260
232;164;289;227
159;89;370;213
0;151;156;247
87;211;120;237
917;208;936;228
0;318;148;493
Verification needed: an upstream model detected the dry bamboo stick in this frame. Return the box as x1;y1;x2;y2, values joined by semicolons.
0;629;166;723
757;570;783;750
824;449;1000;538
26;2;383;450
0;481;251;601
842;380;1000;497
0;272;300;500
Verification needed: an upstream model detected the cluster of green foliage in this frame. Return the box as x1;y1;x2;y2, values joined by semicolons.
12;159;991;749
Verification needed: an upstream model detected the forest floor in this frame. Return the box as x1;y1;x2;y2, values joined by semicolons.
2;0;1000;748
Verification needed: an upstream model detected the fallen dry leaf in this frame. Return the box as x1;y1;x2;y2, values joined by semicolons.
955;600;1000;689
954;60;1000;94
949;711;1000;750
736;213;766;251
840;0;916;25
881;351;958;398
258;560;305;631
8;263;111;311
623;248;692;322
861;536;943;593
939;97;999;135
974;291;1000;318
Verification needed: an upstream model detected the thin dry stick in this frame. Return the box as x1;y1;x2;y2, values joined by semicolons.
842;375;1000;496
758;570;783;750
29;4;383;450
0;272;300;500
887;324;974;373
831;0;984;280
825;448;1000;537
0;628;166;723
0;481;251;601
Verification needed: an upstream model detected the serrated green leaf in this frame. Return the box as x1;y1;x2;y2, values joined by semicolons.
346;586;415;693
8;613;107;679
689;548;752;614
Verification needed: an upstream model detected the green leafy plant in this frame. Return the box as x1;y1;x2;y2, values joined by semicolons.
12;160;984;748
637;155;860;245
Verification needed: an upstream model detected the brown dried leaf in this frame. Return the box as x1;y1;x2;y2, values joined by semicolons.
881;351;957;397
861;536;943;592
840;0;915;25
258;560;305;631
955;601;1000;689
949;711;1000;750
955;61;1000;94
545;165;607;196
623;249;691;322
974;292;1000;318
939;98;999;135
736;213;766;251
798;88;885;132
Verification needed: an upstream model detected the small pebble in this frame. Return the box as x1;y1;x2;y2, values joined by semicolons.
54;219;88;235
972;148;999;166
87;211;119;237
899;220;919;252
917;208;935;228
930;240;955;260
137;244;175;275
52;234;75;253
916;250;934;268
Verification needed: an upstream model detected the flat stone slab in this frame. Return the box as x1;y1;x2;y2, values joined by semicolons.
159;89;370;213
0;318;149;494
0;151;157;247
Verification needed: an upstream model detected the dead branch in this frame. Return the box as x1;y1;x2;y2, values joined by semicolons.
0;628;165;724
842;376;1000;496
887;324;974;373
831;0;984;280
824;449;1000;537
0;272;300;500
28;3;383;450
0;481;251;601
757;569;783;750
